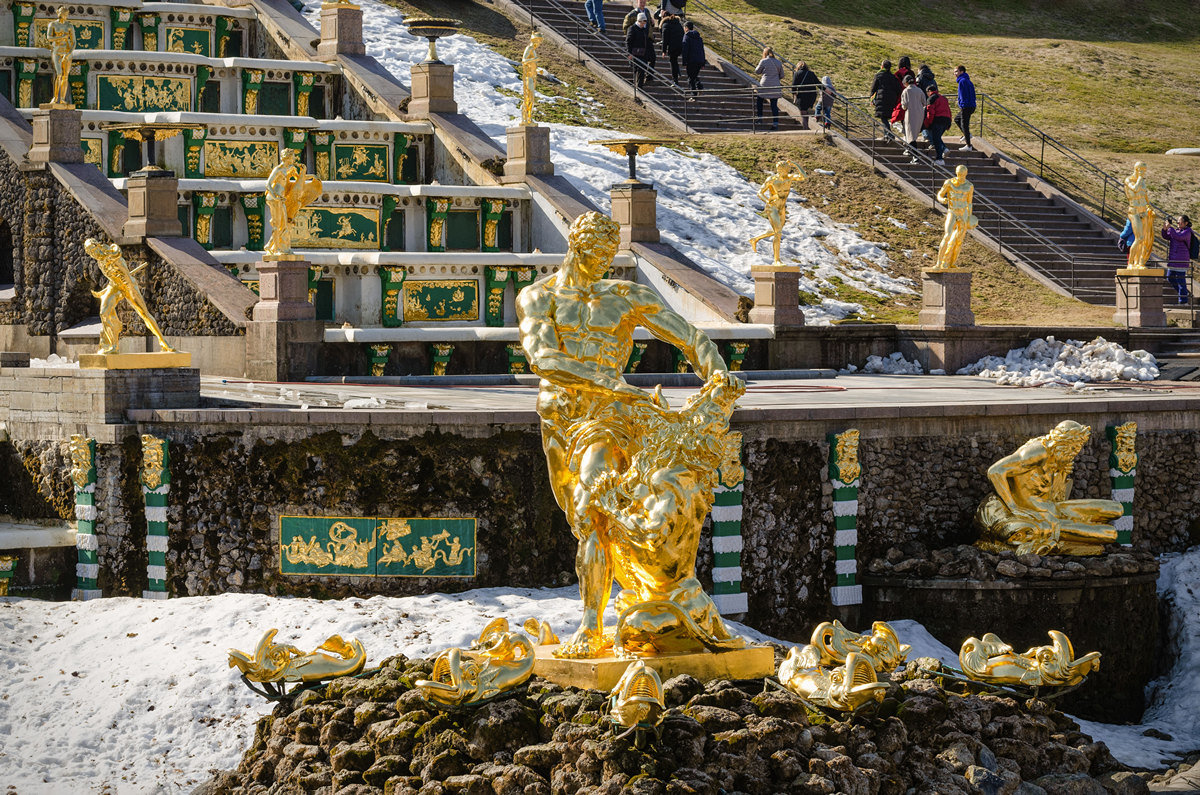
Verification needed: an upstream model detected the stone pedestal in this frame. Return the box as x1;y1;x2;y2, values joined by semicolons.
610;182;659;248
502;125;553;182
253;257;316;322
408;62;457;116
533;644;775;691
27;107;83;164
79;351;191;369
123;168;182;239
748;266;805;327
317;1;365;59
919;268;974;327
1115;268;1166;327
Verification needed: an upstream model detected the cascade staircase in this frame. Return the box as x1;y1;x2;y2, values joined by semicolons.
505;0;804;133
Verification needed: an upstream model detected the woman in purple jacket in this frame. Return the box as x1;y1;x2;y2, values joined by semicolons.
1162;215;1194;303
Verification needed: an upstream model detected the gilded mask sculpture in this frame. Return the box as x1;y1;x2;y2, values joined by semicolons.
517;211;752;661
833;429;861;484
1112;422;1138;473
608;660;665;730
975;420;1121;556
140;434;166;490
228;628;367;684
415;618;536;706
959;630;1100;688
68;434;94;490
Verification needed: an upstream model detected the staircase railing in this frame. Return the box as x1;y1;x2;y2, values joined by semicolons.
825;90;1121;301
682;0;795;76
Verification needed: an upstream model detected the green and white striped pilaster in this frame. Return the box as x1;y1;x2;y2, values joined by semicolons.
828;429;862;607
69;435;101;601
711;433;746;615
141;434;170;599
1107;422;1137;546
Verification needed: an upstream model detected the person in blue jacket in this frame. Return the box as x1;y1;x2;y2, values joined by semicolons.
681;21;705;94
954;65;976;151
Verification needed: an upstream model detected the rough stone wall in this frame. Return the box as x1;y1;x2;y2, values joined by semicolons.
0;152;25;326
92;437;144;596
135;249;243;337
1130;429;1200;551
0;439;72;520
50;179;110;334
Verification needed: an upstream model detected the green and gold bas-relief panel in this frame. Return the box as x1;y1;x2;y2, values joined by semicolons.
34;18;104;49
402;279;479;322
81;138;102;168
333;143;389;182
97;75;190;112
203;140;278;178
293;207;379;250
165;26;210;55
279;516;476;577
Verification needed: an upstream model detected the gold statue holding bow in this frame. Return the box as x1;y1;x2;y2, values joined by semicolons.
264;148;322;259
519;31;543;126
1123;161;1156;270
975;420;1121;556
749;159;807;265
933;165;976;270
518;211;746;660
85;239;175;354
46;8;75;107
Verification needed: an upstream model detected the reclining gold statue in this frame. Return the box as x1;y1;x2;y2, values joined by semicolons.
975;420;1120;556
959;630;1100;688
517;211;746;660
228;628;366;683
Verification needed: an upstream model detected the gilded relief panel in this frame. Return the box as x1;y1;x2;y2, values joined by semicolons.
292;208;380;250
96;75;191;112
202;140;279;178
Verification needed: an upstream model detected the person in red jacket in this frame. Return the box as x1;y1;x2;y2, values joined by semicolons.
924;85;953;164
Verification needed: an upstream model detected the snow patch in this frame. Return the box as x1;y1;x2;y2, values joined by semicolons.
957;336;1159;385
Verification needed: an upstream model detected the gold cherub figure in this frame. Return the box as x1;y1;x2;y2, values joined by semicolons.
264;148;323;259
974;420;1121;556
933;165;977;270
85;239;175;355
748;159;807;265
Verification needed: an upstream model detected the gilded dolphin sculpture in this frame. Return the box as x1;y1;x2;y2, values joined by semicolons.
228;628;367;683
608;660;665;730
416;618;536;706
959;630;1100;687
778;649;888;712
805;620;910;673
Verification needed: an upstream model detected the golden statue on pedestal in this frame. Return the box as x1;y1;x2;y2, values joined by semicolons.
748;159;807;266
933;165;976;270
1123;161;1156;270
518;211;747;661
959;630;1100;687
265;148;322;259
975;420;1121;556
85;239;175;355
519;31;543;126
46;8;75;108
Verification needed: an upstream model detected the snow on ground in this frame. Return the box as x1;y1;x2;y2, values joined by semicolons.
957;336;1160;385
848;351;925;375
28;353;78;368
310;0;916;323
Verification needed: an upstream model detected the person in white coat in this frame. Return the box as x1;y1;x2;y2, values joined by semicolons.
899;73;926;158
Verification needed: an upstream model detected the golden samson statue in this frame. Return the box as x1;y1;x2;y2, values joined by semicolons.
518;211;746;660
975;420;1120;556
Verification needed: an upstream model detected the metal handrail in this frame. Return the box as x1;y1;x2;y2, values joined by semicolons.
683;0;795;76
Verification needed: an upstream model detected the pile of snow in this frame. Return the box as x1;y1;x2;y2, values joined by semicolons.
342;396;388;409
29;353;78;368
304;0;917;324
957;337;1159;386
858;351;924;375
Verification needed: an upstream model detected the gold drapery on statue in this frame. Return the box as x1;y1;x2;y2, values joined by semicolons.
932;165;976;270
1123;161;1156;270
264;148;323;259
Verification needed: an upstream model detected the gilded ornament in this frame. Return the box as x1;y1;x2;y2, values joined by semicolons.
335;145;388;180
959;630;1100;688
748;159;807;266
415;618;535;706
195;213;211;244
86;239;176;355
523;618;560;646
778;649;888;712
519;31;543;126
265;148;323;259
607;660;665;730
282;533;334;566
1123;162;1156;270
517;211;749;660
1113;421;1137;473
98;76;189;113
833;429;860;484
18;78;32;108
315;150;330;180
298;90;310;116
228;628;366;683
484;218;498;249
45;8;75;107
975;420;1121;556
402;280;479;322
429;217;445;248
140;434;166;490
244;88;258;114
68;433;93;490
203;140;279;178
933;165;977;270
292;208;378;250
794;620;909;673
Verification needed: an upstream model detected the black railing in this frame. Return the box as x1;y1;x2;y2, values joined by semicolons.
683;0;795;76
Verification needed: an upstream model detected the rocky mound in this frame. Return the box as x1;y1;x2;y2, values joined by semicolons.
200;651;1151;795
866;542;1159;582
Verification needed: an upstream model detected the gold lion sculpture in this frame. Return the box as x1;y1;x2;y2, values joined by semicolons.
228;628;366;683
959;630;1100;688
975;420;1121;556
415;618;536;706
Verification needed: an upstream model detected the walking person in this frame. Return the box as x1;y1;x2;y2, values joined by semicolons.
623;0;654;34
894;55;914;86
1162;216;1195;304
923;84;952;164
754;47;785;131
869;59;901;136
819;75;836;129
790;60;820;130
625;13;653;88
899;74;926;156
954;64;976;150
682;21;705;94
585;0;606;33
915;62;937;94
660;12;684;84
